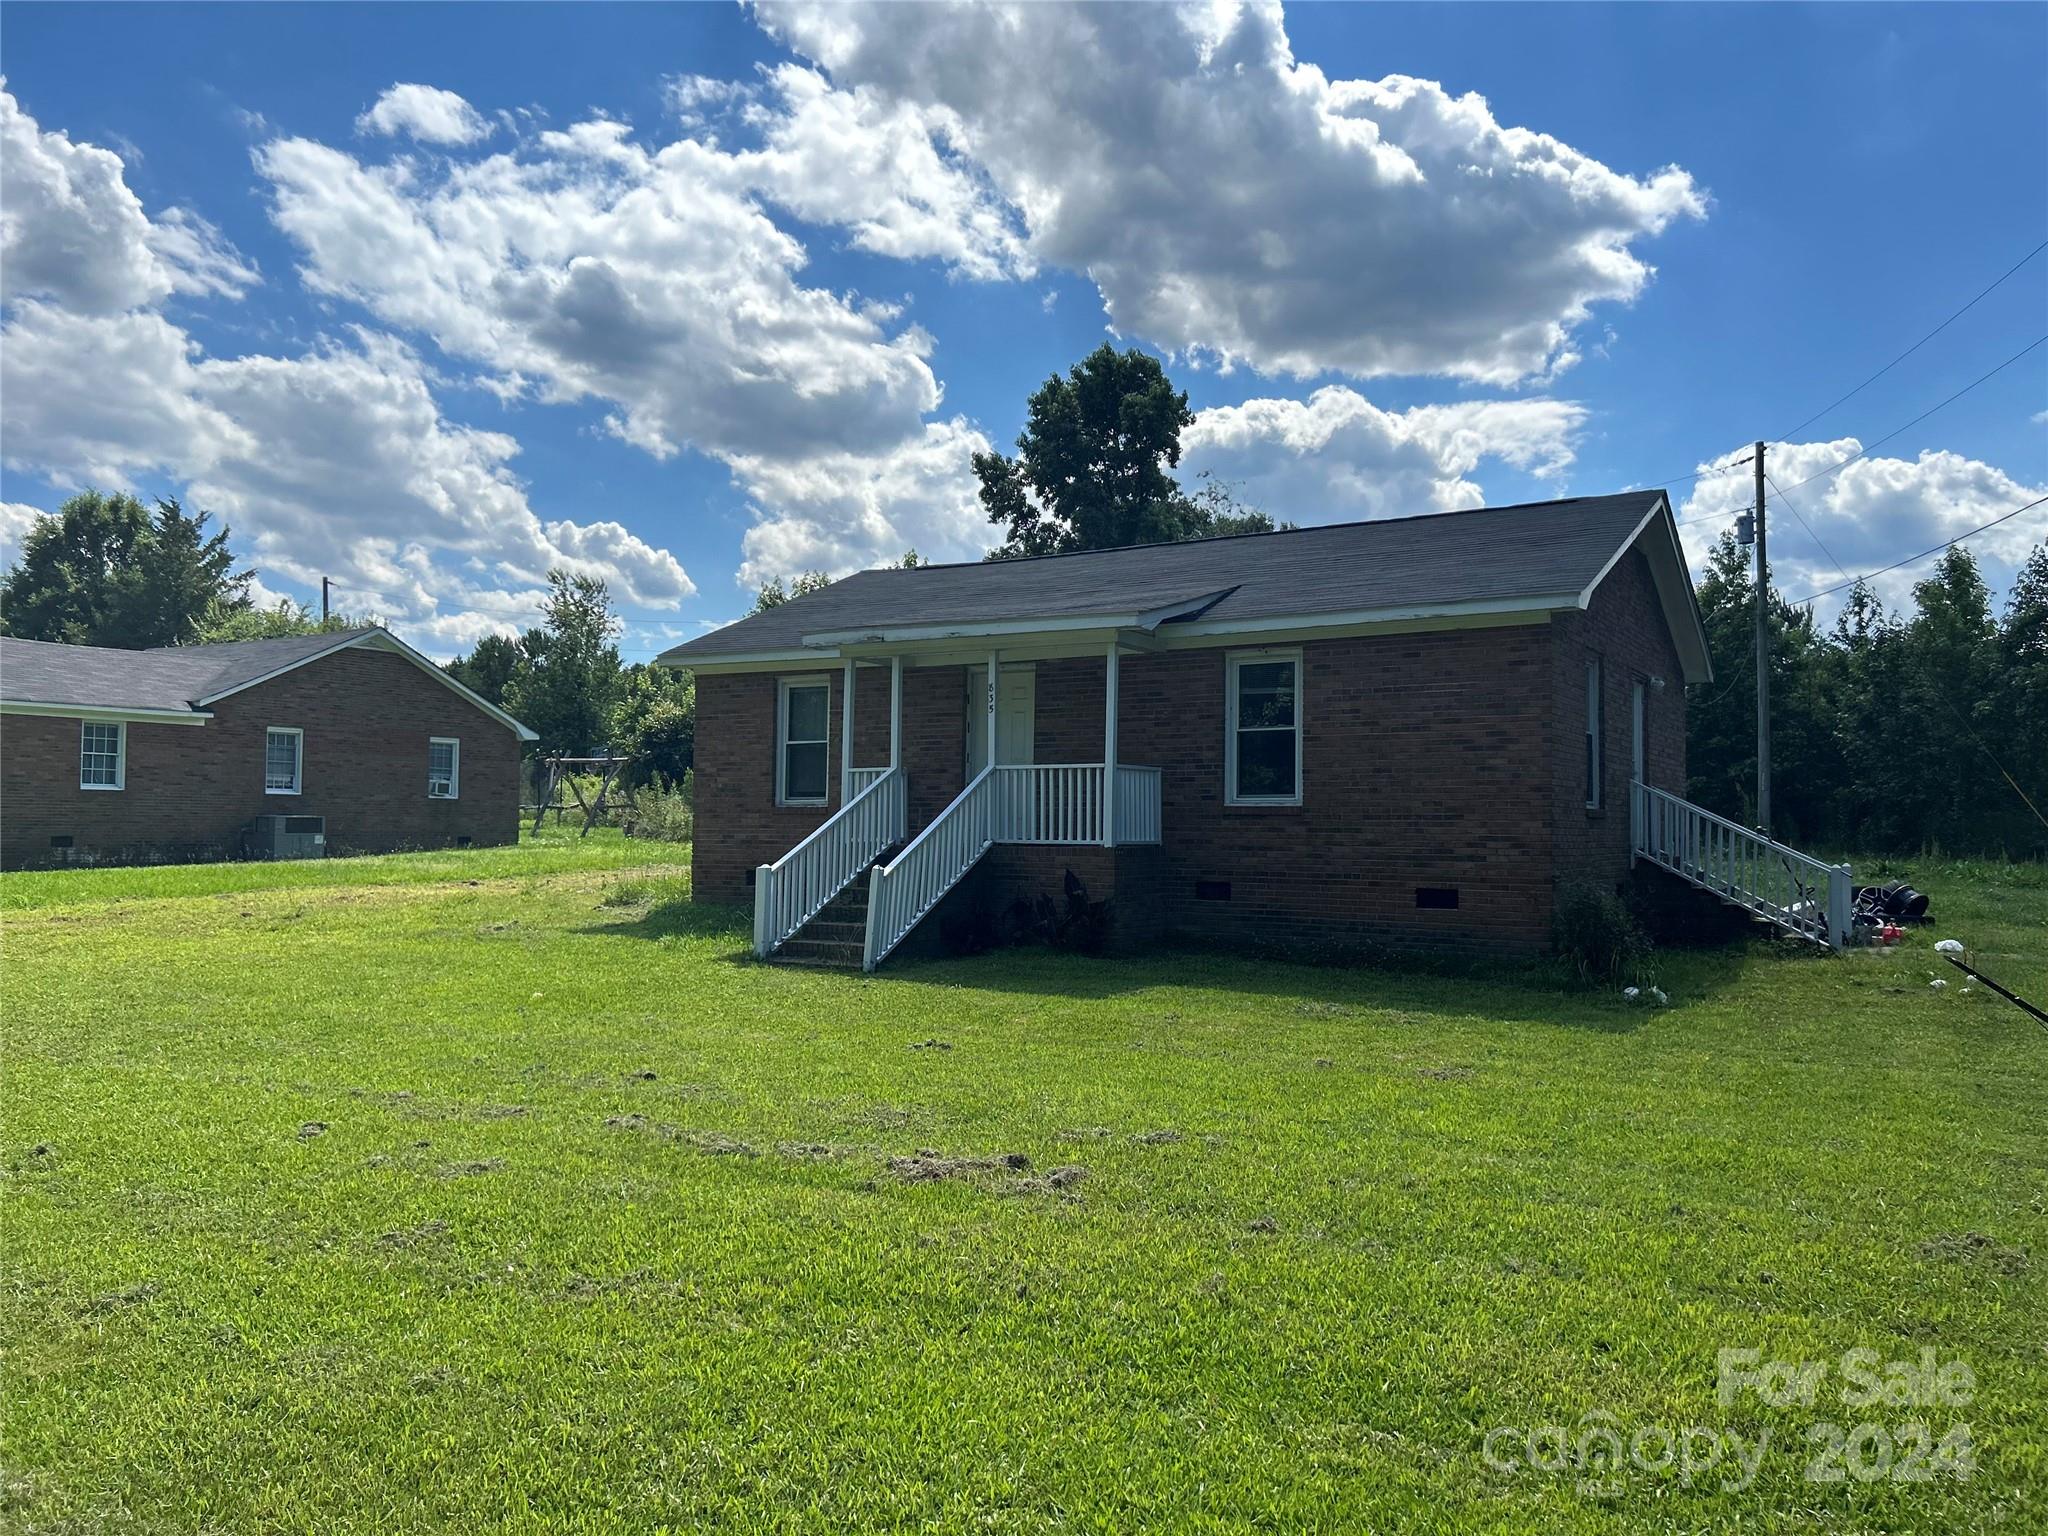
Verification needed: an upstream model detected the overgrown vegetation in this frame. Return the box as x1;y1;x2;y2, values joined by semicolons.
4;840;2042;1531
1552;882;1655;985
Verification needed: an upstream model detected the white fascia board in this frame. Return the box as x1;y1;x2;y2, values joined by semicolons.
797;589;1234;650
667;648;837;674
1166;593;1576;642
1572;495;1713;685
0;700;213;725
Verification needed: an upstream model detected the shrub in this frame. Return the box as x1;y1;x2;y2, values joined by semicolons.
1553;883;1653;985
625;774;693;844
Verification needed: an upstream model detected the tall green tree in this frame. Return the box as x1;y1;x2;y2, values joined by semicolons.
1994;545;2048;850
751;569;832;614
502;570;625;757
188;596;359;644
0;490;250;647
609;663;695;787
443;632;524;708
975;343;1274;557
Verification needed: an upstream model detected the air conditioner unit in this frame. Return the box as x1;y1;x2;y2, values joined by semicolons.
249;813;326;860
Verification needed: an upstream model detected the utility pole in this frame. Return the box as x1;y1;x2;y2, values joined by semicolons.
1753;441;1771;838
321;576;331;624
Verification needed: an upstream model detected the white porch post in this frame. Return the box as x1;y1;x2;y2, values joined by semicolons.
889;655;903;771
840;657;855;804
1102;641;1120;847
985;649;999;763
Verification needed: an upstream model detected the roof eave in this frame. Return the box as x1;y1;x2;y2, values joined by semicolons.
0;700;214;725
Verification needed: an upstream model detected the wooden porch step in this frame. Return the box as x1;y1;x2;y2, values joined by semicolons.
769;937;865;969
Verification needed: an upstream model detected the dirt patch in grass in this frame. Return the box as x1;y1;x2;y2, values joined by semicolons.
604;1115;758;1157
84;1280;159;1314
297;1122;328;1140
1918;1231;2029;1274
909;1038;953;1052
1247;1215;1280;1234
886;1150;1032;1183
1003;1165;1089;1197
1131;1129;1183;1145
775;1141;845;1160
564;1269;653;1298
433;1159;504;1179
682;1131;758;1158
377;1219;450;1249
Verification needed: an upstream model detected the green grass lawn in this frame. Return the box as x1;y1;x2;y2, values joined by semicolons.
3;835;2043;1533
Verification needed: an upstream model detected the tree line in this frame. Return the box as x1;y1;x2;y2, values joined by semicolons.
1688;532;2047;858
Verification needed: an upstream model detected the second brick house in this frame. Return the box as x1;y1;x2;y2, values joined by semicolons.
661;491;1750;967
0;627;534;867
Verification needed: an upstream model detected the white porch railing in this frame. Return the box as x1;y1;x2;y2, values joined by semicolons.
847;765;891;799
991;763;1106;844
1631;780;1850;949
754;767;907;957
864;766;998;970
1114;765;1163;845
982;763;1163;845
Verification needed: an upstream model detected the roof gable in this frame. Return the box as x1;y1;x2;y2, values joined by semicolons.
0;628;538;737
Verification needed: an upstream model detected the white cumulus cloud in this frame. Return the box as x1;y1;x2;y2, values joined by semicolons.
1183;387;1588;522
728;417;994;586
355;83;493;146
257;120;943;464
0;500;47;568
755;0;1704;384
0;89;693;652
1678;440;2048;616
1;86;255;314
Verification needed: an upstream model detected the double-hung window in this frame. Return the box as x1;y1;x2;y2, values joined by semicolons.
265;726;303;795
1584;659;1604;809
79;721;125;790
428;737;460;799
776;677;831;806
1226;649;1302;806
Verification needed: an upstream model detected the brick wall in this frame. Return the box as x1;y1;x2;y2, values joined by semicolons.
1548;548;1688;896
1122;625;1560;954
689;554;1690;956
0;648;520;867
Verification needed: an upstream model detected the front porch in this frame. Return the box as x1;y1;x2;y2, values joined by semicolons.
754;643;1162;968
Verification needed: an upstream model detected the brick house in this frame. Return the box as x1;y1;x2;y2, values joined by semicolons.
0;627;535;868
661;492;1722;968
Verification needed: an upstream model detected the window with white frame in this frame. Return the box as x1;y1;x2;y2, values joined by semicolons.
1584;659;1604;809
265;726;303;794
428;737;460;799
79;721;125;789
1226;649;1302;805
777;678;831;805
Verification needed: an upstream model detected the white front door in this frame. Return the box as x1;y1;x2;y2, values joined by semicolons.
965;665;1035;775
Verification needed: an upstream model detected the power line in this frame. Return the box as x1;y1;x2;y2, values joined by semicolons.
1652;237;2047;499
1781;334;2048;494
1777;237;2048;441
1764;471;1851;584
1789;494;2048;604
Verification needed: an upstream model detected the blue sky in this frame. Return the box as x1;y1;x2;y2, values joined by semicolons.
2;1;2043;659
